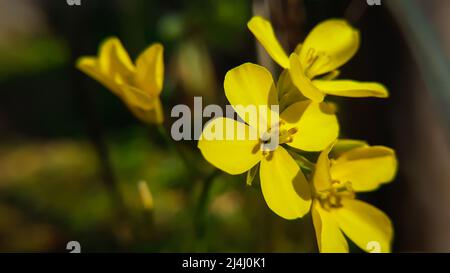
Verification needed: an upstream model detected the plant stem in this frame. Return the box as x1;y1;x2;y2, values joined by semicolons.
194;169;221;250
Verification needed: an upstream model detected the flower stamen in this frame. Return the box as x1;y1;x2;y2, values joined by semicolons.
316;182;356;210
304;48;331;79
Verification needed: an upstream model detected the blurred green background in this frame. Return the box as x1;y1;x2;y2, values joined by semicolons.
0;0;449;252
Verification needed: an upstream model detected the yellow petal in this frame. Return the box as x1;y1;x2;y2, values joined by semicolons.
128;97;164;124
98;37;135;79
277;69;297;99
320;70;340;81
312;80;389;98
289;54;325;102
259;146;311;219
138;180;154;210
299;19;360;77
313;143;334;193
330;139;368;158
281;101;339;152
120;84;155;110
224;63;279;129
135;43;164;96
312;201;349;253
331;146;397;192
247;16;290;68
332;198;393;253
76;57;121;96
198;117;262;175
293;43;302;55
277;70;307;111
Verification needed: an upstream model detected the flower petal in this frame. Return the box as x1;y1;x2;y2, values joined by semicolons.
120;84;156;110
289;54;325;102
198;117;262;175
224;63;279;129
277;70;307;111
299;19;360;77
281;101;339;152
330;139;368;158
331;146;397;192
135;43;164;96
313;143;333;193
128;97;164;124
312;201;349;253
98;37;135;79
332;198;393;253
77;57;121;96
312;80;389;98
259;146;312;219
247;16;290;69
320;70;340;81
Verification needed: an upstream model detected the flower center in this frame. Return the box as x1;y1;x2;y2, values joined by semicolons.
315;181;355;210
252;120;298;158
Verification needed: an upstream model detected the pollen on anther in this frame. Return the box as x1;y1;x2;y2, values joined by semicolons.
288;127;298;135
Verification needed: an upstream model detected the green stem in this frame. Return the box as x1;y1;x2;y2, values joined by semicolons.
155;125;220;250
295;155;315;172
194;169;221;251
286;148;315;172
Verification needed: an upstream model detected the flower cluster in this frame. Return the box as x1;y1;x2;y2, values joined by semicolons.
198;17;397;253
76;16;398;253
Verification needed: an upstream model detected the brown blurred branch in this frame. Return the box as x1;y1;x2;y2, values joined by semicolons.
344;0;369;25
252;0;305;75
252;0;276;73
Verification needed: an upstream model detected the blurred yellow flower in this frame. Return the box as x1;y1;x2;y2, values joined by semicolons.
248;16;388;102
77;37;164;124
311;141;397;253
138;180;154;211
198;63;339;219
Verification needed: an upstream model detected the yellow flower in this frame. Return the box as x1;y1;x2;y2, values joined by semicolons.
77;37;164;124
138;180;154;211
198;63;339;219
248;16;388;102
311;140;397;253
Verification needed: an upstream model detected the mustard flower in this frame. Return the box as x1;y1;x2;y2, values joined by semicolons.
312;140;397;252
77;37;164;124
198;63;339;219
248;16;388;102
